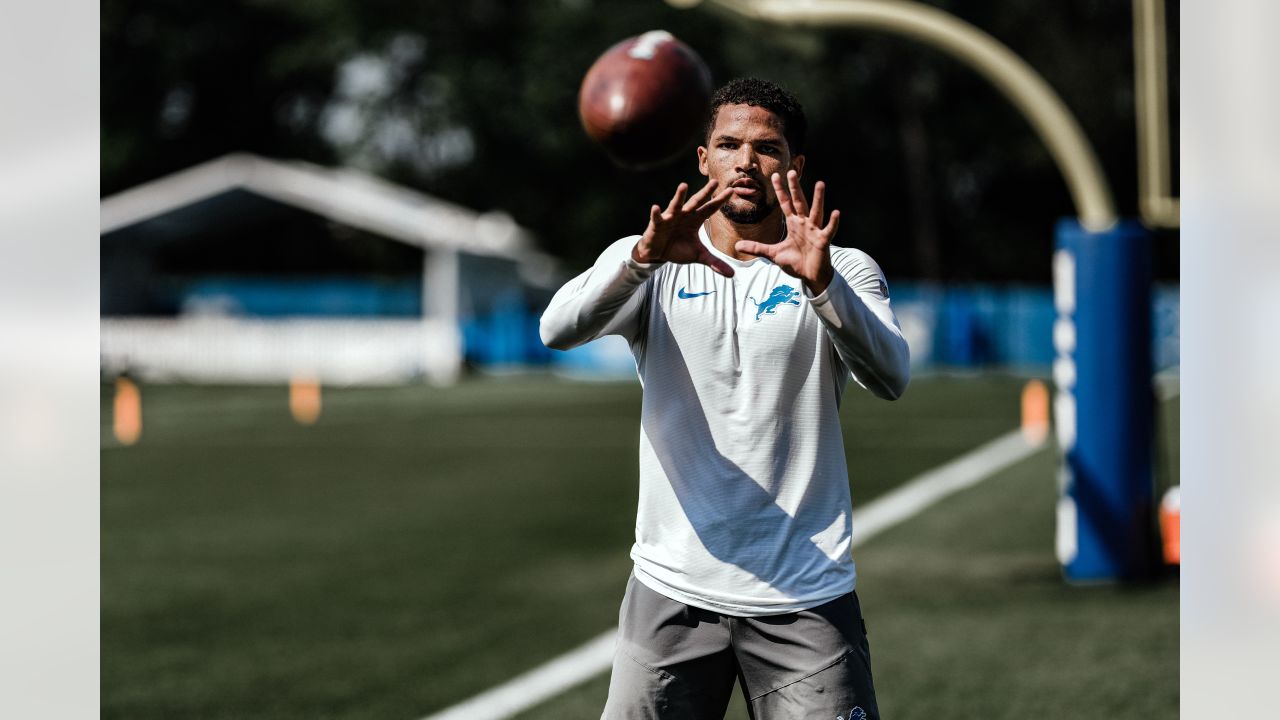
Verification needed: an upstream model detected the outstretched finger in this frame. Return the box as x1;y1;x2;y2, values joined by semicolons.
787;170;809;218
695;185;735;217
667;183;689;215
824;209;841;239
770;173;795;216
810;181;826;226
734;239;777;259
697;247;735;278
683;178;720;212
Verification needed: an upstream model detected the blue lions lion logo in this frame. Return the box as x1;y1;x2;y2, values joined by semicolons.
748;284;801;321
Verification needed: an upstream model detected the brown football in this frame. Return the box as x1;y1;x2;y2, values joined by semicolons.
578;30;713;170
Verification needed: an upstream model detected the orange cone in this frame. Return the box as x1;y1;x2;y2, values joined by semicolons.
113;377;142;446
1159;485;1180;565
289;376;322;425
1021;379;1050;445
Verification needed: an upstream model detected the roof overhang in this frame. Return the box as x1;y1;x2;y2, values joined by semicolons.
100;153;542;263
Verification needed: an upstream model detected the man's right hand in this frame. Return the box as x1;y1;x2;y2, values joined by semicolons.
632;178;735;277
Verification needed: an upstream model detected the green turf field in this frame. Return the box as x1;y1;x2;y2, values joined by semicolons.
101;374;1177;719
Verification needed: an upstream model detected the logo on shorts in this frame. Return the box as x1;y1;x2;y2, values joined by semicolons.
837;707;866;720
748;285;800;321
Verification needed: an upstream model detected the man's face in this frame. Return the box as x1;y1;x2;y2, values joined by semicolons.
698;104;805;225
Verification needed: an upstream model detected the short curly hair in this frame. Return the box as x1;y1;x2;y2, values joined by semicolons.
705;77;807;155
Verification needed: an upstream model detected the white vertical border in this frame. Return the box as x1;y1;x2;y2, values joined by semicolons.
1182;1;1280;717
0;1;100;717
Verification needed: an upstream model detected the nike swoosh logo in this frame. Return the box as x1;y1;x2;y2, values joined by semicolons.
677;287;716;299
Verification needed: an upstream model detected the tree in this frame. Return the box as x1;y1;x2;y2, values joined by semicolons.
102;0;1177;282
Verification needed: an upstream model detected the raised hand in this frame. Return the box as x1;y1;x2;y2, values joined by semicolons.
734;170;841;294
633;178;736;277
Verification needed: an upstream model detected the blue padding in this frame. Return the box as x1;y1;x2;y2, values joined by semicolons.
1054;218;1156;582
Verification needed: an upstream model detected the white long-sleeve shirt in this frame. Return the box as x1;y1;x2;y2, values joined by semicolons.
540;226;910;616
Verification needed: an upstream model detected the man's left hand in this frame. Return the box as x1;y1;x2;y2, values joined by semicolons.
734;170;840;295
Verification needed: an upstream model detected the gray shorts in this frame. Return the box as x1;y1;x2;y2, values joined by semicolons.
602;575;879;720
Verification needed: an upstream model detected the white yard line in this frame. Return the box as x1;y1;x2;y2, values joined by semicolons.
849;430;1042;546
418;429;1044;720
420;630;619;720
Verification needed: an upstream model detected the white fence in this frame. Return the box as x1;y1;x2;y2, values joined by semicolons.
100;317;461;385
